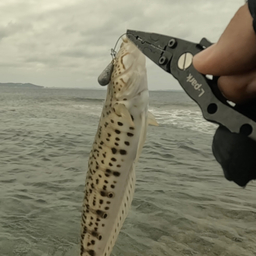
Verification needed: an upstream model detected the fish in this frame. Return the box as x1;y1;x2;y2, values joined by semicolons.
80;37;158;256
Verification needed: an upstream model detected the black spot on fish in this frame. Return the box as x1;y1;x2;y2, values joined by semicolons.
99;199;103;204
103;185;107;190
106;138;110;142
111;157;116;162
100;191;107;197
109;163;113;167
111;185;115;189
91;231;99;239
113;171;120;177
131;115;134;121
115;143;119;146
96;179;99;185
105;207;109;210
91;240;95;245
80;245;85;254
111;148;117;154
118;122;123;126
96;209;105;217
120;149;127;155
127;132;134;137
107;133;111;137
115;129;121;134
106;169;111;173
111;119;114;123
124;141;130;146
104;180;108;184
108;193;114;198
129;127;134;130
115;137;120;141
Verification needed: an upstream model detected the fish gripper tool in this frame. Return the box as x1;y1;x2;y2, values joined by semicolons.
127;29;256;141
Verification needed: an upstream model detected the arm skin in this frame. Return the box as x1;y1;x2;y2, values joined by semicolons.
193;3;256;103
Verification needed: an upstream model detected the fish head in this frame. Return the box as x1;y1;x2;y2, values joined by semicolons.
109;37;148;102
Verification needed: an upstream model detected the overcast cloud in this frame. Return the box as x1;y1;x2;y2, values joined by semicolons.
0;0;244;90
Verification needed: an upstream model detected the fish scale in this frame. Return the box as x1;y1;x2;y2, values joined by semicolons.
80;37;157;256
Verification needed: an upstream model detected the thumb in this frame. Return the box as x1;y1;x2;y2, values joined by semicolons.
193;44;222;76
193;43;240;76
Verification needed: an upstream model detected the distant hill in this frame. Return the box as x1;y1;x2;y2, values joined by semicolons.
0;83;43;88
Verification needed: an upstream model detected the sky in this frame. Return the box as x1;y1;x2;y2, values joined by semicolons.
0;0;244;90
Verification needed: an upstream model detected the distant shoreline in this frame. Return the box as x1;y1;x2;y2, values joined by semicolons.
0;83;43;88
0;84;183;92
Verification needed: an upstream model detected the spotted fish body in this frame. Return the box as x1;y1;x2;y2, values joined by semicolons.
81;37;155;256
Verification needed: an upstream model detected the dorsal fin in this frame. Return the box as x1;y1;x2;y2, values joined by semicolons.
113;103;134;127
148;111;158;126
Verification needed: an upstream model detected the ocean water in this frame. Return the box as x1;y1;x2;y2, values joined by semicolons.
0;87;256;256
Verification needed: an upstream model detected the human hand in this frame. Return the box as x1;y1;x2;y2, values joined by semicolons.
193;3;256;103
193;3;256;187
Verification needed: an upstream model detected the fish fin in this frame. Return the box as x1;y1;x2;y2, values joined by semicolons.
135;112;148;163
148;111;159;126
114;103;134;127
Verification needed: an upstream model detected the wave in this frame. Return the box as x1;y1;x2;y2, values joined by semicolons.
149;107;217;134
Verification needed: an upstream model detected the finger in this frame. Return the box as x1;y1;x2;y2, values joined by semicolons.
193;3;256;76
217;69;256;103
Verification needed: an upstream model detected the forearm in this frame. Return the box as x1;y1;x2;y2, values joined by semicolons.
248;0;256;32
